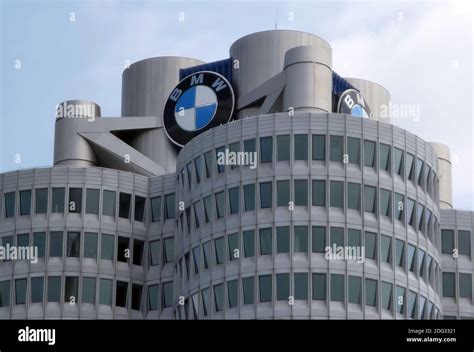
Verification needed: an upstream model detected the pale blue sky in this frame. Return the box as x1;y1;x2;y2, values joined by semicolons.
0;0;472;209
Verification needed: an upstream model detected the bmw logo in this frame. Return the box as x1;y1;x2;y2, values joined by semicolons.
337;89;372;118
163;71;235;147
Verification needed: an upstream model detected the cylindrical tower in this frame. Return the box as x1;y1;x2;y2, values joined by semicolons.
429;142;453;209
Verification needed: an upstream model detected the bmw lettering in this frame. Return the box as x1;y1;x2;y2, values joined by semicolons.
337;88;372;118
163;71;235;147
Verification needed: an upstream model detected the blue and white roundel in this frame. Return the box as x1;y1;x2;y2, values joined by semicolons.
175;85;217;131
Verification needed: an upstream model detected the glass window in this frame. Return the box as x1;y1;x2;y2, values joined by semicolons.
380;189;391;217
134;195;145;222
162;282;173;309
64;277;79;303
366;278;377;307
331;227;344;247
416;158;424;187
365;231;376;260
102;190;116;217
214;237;224;265
151;196;161;222
2;236;13;262
243;184;255;211
131;239;144;266
15;278;27;304
49;231;63;257
347;137;360;165
348;228;361;247
277;180;290;207
294;180;308;206
192;246;200;274
259;228;272;255
118;193;131;219
364;140;376;167
203;195;212;223
116;281;128;307
194;156;201;183
31;277;44;303
330;181;343;208
193;201;200;229
83;232;98;259
99;278;112;305
149;240;160;266
347;182;360;210
202;241;211;270
227;233;239;262
47;276;61;302
31;232;45;258
395;239;404;267
85;188;99;215
459;230;471;257
164;193;175;219
312;134;326;161
227;280;238;308
406;153;415;182
382;281;392;310
312;273;326;300
242;277;255;305
4;192;15;218
330;274;344;302
244;138;256;154
66;232;80;257
82;277;96;304
147;284;159;311
215;191;225;219
201;287;210;316
51;187;64;213
216;146;225;174
459;273;472;299
407;198;415;227
394;193;404;223
213;283;224;312
243;230;255;258
408;244;416;272
259;182;272;209
229;142;240;170
259;275;272;302
35;188;48;214
442;272;455;298
441;229;454;254
380;235;391;264
0;280;10;307
186;162;193;188
276;226;289;254
396;286;405;314
163;237;174;264
330;135;343;162
132;284;142;310
117;236;129;263
417;204;424;232
204;150;213;178
228;187;239;215
294;226;308;253
17;233;29;247
260;136;273;163
277;135;290;161
394;147;404;177
364;185;376;213
294;134;308;161
418;249;425;278
312;180;326;206
379;143;390;172
19;190;31;216
276;273;290;301
312;226;326;253
294;273;308;300
68;188;82;213
101;234;114;261
348;276;361;304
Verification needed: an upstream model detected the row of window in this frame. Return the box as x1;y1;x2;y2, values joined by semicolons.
0;233;174;268
442;272;473;300
178;180;439;240
176;273;440;319
2;188;176;223
441;229;472;258
175;226;441;291
0;277;173;312
180;134;438;202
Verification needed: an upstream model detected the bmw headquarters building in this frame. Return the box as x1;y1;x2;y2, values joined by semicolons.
0;29;472;320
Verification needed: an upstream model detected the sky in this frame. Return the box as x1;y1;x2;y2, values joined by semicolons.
0;0;472;210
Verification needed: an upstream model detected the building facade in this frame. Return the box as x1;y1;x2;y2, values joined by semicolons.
0;30;472;319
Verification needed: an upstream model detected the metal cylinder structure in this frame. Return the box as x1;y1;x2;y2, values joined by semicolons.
429;142;453;209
